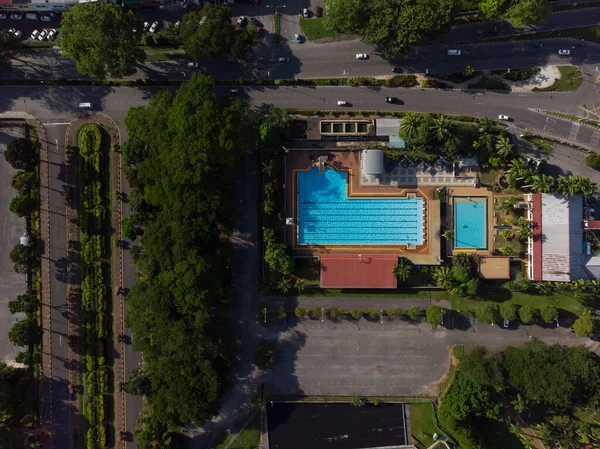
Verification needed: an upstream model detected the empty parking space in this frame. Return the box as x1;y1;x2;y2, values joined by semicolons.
267;402;408;449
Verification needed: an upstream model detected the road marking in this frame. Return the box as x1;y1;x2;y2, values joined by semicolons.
568;122;581;140
59;335;61;346
43;122;71;126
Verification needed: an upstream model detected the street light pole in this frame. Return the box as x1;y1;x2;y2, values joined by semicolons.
380;309;383;324
321;307;324;322
264;307;267;324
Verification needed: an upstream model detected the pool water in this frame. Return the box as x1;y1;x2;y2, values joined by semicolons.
297;168;423;245
454;197;487;249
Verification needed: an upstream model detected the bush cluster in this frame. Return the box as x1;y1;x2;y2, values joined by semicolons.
78;124;112;449
586;153;600;170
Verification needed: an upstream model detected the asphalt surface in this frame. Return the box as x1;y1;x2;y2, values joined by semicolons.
0;126;26;362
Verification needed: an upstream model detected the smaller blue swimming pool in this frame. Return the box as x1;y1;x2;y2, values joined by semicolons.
454;197;487;249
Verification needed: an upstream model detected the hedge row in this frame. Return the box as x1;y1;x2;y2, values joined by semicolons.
78;124;111;449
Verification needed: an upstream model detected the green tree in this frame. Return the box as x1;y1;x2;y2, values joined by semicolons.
519;305;536;324
434;266;455;289
323;0;368;34
294;279;306;295
478;0;509;20
328;308;344;321
310;306;322;320
499;302;518;321
294;307;306;318
573;315;594;337
459;346;504;389
9;243;38;274
495;135;513;160
531;174;556;194
349;309;363;320
387;308;404;320
122;216;142;241
506;0;547;27
4;138;35;170
277;277;291;294
8;291;38;316
540;305;559;324
443;374;500;421
254;342;275;369
476;303;499;325
276;305;286;320
407;306;422;321
500;244;513;256
125;368;151;396
586;153;600;170
442;230;454;240
426;305;445;328
122;135;146;166
501;229;513;240
59;1;144;78
264;243;294;276
180;6;255;60
9;316;41;347
11;171;36;194
431;115;450;142
392;258;412;283
399;112;420;138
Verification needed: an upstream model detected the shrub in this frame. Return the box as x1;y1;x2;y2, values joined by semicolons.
254;342;275;369
426;305;445;328
407;306;422;321
540;305;559;324
519;305;536;324
387;308;404;320
310;306;322;320
349;309;363;320
476;303;499;325
421;78;440;88
499;302;519;321
573;315;594;337
366;308;380;319
328;308;344;321
586;153;600;170
294;307;306;318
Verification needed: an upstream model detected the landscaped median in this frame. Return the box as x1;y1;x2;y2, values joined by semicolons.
77;123;113;449
532;65;582;92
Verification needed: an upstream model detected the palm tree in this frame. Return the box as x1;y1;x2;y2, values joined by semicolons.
392;258;412;283
495;135;514;159
556;175;571;195
531;174;556;193
294;279;305;295
477;117;496;133
399;112;419;138
277;277;291;294
572;175;596;196
433;266;454;289
507;158;527;188
431;115;450;142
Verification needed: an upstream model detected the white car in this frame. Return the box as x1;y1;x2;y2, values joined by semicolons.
447;49;461;55
303;7;309;18
278;56;289;62
337;101;348;106
295;33;301;43
149;21;159;33
355;53;368;59
187;62;198;67
40;15;52;22
0;13;6;19
31;29;40;40
38;30;48;41
558;49;571;56
498;114;510;121
9;28;22;38
236;16;246;27
143;21;150;31
48;29;57;40
503;319;510;329
10;13;22;20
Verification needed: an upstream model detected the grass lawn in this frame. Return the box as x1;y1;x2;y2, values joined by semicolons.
480;168;501;187
485;25;600;44
409;403;440;449
523;136;554;154
212;409;262;449
144;51;171;62
468;76;511;90
299;17;339;40
533;66;582;92
303;288;450;299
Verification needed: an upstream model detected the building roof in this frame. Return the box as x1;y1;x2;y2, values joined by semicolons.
531;193;588;282
361;149;384;175
388;135;406;149
458;155;479;168
375;118;400;136
320;254;397;289
479;256;510;279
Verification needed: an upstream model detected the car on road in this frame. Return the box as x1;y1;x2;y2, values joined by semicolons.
295;33;302;43
40;14;52;22
31;29;39;40
48;29;57;40
303;7;309;18
236;16;246;26
447;49;461;55
10;13;22;20
187;62;198;68
0;13;6;19
337;101;348;106
250;17;261;26
149;21;159;33
503;319;510;329
534;41;543;47
38;30;48;41
558;49;571;55
79;102;93;109
229;88;239;94
527;157;541;169
143;21;150;31
278;56;289;62
385;97;399;103
9;28;22;38
356;53;368;59
498;114;510;121
391;66;401;73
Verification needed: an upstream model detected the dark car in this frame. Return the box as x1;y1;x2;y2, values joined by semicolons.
250;17;262;26
142;6;153;12
385;97;399;103
391;66;402;73
533;41;543;48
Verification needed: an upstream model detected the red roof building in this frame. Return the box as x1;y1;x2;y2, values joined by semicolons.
320;254;398;289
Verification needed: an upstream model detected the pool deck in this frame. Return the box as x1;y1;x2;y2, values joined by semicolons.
447;186;494;257
285;149;441;265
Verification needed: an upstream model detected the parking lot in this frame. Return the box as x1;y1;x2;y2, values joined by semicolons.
0;126;27;362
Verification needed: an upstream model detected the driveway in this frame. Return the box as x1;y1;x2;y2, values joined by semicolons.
0;126;26;362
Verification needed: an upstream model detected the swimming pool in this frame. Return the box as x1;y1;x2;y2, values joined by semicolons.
454;197;487;250
297;167;424;245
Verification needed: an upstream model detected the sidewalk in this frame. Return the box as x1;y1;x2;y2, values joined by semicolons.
267;295;451;311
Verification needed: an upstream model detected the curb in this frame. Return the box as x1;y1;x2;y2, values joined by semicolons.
529;108;600;131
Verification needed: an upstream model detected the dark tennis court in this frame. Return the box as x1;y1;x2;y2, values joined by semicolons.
267;402;408;449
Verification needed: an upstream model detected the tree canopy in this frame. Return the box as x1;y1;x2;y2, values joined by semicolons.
324;0;460;55
0;362;32;446
122;74;256;431
4;138;35;171
180;6;255;61
458;345;503;389
59;1;144;78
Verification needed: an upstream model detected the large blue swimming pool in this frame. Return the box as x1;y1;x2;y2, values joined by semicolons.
297;168;423;245
454;197;487;249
